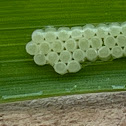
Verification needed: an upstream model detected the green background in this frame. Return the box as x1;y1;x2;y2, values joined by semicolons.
0;0;126;103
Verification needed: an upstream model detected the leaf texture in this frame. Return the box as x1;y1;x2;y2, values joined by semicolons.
0;0;126;103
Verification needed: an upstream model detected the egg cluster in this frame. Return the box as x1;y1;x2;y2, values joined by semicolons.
26;22;126;75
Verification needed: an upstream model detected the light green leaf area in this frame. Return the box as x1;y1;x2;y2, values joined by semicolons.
1;0;126;103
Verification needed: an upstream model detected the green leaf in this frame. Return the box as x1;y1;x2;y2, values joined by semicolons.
1;0;126;103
